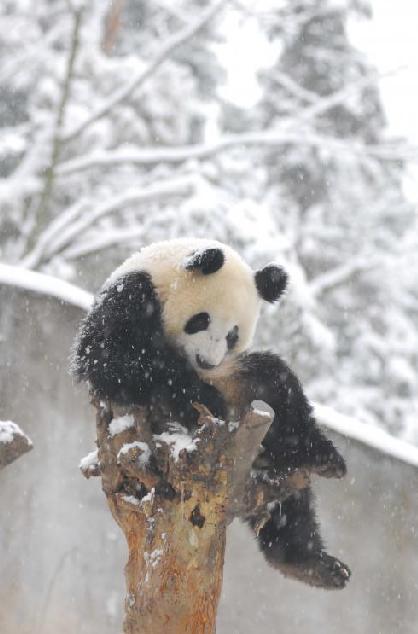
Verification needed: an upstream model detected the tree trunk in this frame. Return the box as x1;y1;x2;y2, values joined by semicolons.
81;398;306;633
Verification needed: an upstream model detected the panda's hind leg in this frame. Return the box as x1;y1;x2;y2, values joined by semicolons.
249;488;351;589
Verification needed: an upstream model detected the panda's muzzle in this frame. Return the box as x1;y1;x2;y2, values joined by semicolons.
196;354;217;370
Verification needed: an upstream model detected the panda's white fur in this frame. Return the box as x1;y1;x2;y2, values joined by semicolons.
105;238;260;371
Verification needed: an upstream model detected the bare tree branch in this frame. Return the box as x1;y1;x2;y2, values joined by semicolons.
62;0;226;143
22;175;195;270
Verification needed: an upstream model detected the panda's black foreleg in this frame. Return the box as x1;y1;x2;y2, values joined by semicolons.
159;369;227;428
264;425;347;479
71;269;226;428
268;415;346;478
239;352;346;477
248;488;351;589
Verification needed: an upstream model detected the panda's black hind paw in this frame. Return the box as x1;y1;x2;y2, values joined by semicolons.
313;553;351;589
278;553;351;590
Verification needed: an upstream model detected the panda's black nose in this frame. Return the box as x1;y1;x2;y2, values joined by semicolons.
196;354;216;370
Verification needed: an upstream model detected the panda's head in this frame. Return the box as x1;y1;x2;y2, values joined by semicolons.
106;238;287;374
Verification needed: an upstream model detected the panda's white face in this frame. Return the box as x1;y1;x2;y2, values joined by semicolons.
112;238;261;374
107;238;287;375
176;311;241;372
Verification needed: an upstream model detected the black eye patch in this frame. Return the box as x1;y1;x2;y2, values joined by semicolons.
226;325;239;350
184;312;210;335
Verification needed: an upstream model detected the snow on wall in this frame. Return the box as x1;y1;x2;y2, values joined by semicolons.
315;403;418;468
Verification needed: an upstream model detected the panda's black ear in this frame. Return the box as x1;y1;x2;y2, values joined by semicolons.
255;265;288;302
184;248;224;275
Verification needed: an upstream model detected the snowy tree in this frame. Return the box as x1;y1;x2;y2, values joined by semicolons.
0;0;416;440
0;0;228;286
240;0;418;439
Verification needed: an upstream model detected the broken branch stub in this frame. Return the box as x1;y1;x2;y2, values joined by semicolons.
80;398;281;633
0;422;33;470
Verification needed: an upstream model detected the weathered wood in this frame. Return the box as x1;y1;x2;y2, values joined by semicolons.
81;398;309;632
0;421;33;470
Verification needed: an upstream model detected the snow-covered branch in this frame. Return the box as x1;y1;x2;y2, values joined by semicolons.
0;262;93;311
310;258;373;297
269;70;318;104
22;200;86;270
0;20;66;85
291;66;406;126
62;0;226;143
57;131;416;176
22;176;195;269
61;225;148;261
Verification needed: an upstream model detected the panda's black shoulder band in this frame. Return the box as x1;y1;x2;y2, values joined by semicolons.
184;248;224;275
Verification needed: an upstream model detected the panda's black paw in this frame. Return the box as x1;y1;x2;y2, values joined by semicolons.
310;445;346;479
193;382;227;421
313;553;351;589
304;436;346;479
277;553;351;590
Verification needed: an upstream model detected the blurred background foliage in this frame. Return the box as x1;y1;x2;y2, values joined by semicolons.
0;0;417;441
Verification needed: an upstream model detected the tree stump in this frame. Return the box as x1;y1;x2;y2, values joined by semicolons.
81;398;308;633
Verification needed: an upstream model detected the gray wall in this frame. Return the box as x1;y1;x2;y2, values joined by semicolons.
1;287;417;633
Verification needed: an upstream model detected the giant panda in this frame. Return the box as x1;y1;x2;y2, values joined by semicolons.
72;238;350;589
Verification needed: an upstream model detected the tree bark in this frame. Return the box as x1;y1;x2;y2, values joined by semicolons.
102;0;125;55
81;398;307;633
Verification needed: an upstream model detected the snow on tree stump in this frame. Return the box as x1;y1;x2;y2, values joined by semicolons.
0;421;33;470
81;397;308;633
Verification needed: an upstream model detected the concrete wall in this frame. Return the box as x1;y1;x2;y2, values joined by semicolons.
1;286;417;633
